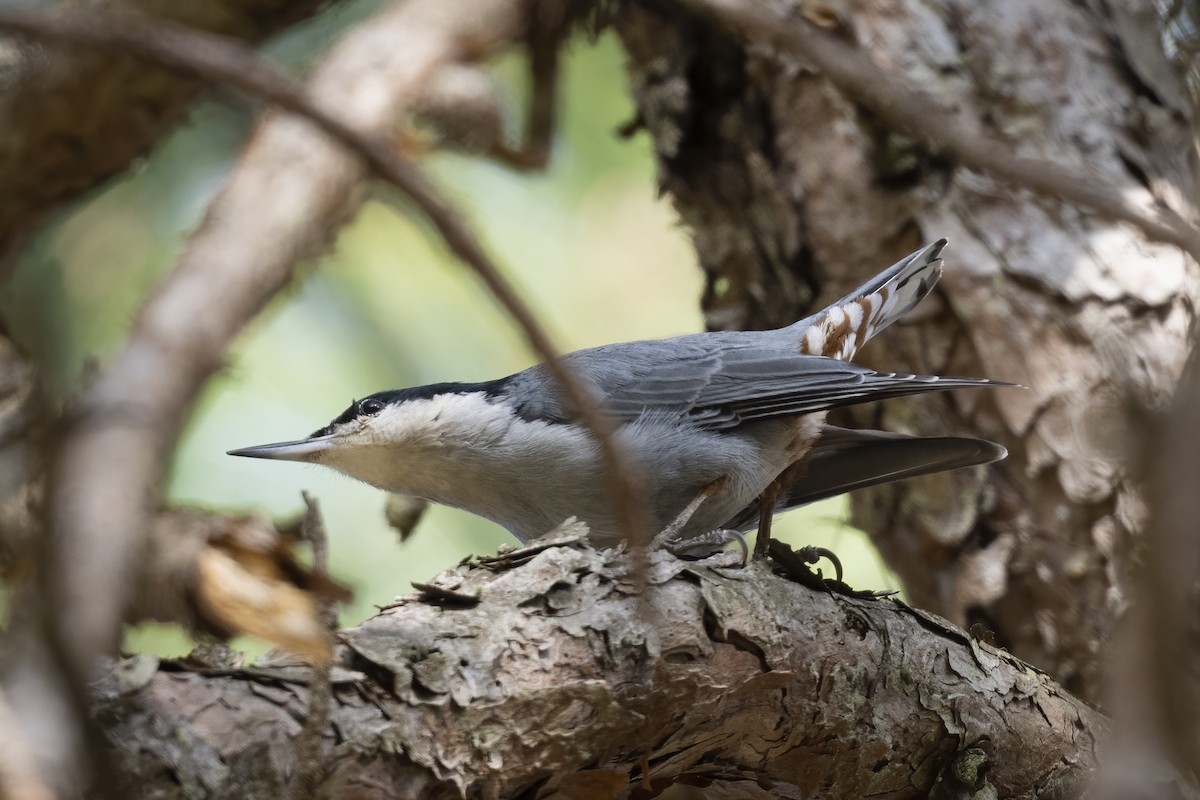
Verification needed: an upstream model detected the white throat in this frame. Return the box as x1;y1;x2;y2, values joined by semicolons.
319;393;598;537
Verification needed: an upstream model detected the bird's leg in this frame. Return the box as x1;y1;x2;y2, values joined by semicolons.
752;479;782;560
650;475;729;551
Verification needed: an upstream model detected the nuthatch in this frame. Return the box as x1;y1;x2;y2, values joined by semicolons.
230;240;1008;549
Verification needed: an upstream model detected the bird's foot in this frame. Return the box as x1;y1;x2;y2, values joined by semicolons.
662;528;749;565
767;540;897;599
649;476;730;551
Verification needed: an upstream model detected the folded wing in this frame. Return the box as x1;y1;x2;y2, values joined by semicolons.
505;339;1010;430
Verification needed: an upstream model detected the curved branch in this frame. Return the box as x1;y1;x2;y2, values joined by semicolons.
96;542;1104;799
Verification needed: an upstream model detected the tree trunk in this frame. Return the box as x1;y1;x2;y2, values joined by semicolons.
615;0;1197;703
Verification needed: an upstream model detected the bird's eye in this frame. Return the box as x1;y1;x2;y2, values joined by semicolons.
358;398;385;417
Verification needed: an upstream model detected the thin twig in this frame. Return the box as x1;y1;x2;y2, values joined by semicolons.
300;491;336;630
0;4;648;544
288;491;335;800
681;0;1200;263
488;4;563;170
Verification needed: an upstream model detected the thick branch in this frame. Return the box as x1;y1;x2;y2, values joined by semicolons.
96;541;1103;799
96;542;1104;796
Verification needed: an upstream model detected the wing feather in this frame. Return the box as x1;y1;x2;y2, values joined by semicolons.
503;337;1010;429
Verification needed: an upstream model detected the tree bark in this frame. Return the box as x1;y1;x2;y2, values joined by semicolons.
614;0;1198;703
97;540;1103;800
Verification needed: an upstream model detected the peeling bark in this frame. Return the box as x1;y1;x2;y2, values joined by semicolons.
614;0;1198;702
97;540;1102;800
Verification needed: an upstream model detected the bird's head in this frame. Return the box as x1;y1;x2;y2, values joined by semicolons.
227;381;515;492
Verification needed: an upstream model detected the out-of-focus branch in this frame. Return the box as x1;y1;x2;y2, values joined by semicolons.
679;0;1200;263
490;4;565;169
1141;342;1200;781
94;541;1109;798
0;689;53;800
2;0;545;791
0;0;342;260
287;493;336;800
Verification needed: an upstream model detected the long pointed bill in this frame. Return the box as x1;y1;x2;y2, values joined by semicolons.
227;434;340;462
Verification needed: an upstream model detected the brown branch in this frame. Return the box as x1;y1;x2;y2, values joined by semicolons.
289;493;336;800
0;689;53;800
1138;341;1200;781
680;0;1200;263
94;541;1109;799
487;3;566;170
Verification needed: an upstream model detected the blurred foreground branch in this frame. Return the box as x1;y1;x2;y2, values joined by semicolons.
95;538;1107;799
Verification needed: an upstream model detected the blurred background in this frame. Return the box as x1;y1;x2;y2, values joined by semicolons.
1;11;894;656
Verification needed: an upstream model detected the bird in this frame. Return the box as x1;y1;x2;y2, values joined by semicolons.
229;240;1009;551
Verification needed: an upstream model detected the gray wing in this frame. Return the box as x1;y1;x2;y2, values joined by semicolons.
503;336;1008;430
723;426;1008;530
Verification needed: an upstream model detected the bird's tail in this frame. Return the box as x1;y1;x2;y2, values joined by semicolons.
723;425;1005;531
790;239;946;362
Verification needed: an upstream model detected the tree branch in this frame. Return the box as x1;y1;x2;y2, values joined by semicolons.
95;541;1105;799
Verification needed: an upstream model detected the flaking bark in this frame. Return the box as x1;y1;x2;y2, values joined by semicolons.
97;539;1102;800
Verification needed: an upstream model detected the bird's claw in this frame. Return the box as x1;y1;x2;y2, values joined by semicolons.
766;540;895;599
794;544;844;583
661;528;749;564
